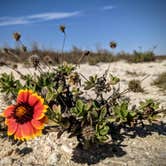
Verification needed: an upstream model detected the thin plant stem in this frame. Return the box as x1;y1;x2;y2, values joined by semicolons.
61;32;66;64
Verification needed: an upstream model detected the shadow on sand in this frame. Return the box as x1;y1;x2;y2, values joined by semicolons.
71;122;166;165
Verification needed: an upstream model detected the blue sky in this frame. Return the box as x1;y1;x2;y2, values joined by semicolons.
0;0;166;54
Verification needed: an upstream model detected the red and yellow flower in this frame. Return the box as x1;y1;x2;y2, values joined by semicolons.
2;89;48;141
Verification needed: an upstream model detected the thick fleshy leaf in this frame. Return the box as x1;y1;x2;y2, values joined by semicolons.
3;105;15;118
17;90;32;103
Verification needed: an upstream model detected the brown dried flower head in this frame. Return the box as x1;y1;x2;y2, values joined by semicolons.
82;126;95;141
68;72;80;86
12;64;18;69
30;54;40;69
110;41;117;49
3;48;9;54
84;50;90;56
43;55;53;65
59;25;66;33
13;32;21;41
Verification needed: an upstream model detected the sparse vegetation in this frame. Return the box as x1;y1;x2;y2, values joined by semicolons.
128;79;144;93
152;72;166;92
0;28;165;152
0;45;165;66
127;50;156;63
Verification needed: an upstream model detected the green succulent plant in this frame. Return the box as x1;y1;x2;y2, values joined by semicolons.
138;99;160;123
0;61;164;149
0;72;22;97
113;101;136;125
96;121;110;142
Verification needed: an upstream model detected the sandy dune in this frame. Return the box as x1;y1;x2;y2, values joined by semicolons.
1;60;165;108
0;60;166;166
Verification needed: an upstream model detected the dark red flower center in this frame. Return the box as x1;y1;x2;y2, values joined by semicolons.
14;103;34;124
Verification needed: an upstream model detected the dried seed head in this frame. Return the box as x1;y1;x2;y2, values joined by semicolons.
3;48;9;54
82;126;95;141
43;55;53;65
41;87;49;96
68;72;80;86
12;64;18;69
13;32;21;41
84;50;90;56
30;54;40;69
59;25;66;33
110;41;117;49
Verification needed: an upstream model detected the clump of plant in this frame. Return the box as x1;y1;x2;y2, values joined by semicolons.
0;27;165;150
0;61;164;147
128;79;144;93
128;50;155;63
152;72;166;93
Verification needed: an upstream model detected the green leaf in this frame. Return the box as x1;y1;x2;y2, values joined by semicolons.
52;105;61;114
99;125;109;136
99;107;107;121
84;103;92;111
46;92;55;102
91;110;98;119
57;85;63;94
107;116;116;123
76;100;84;112
97;135;109;142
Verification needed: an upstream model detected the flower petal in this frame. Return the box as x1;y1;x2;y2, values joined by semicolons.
3;105;15;118
31;118;45;130
33;129;42;137
7;118;18;136
17;89;33;103
20;122;35;140
28;93;44;107
14;124;24;141
33;103;48;120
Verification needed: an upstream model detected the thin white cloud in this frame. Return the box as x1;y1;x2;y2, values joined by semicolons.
0;11;80;26
27;12;79;20
102;5;115;11
0;17;30;26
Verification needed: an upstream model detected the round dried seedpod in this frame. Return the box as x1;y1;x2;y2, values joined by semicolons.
84;50;90;56
30;54;40;69
68;72;80;86
41;87;49;96
13;32;21;41
12;64;18;69
43;55;53;65
3;48;9;54
110;41;117;49
59;25;66;33
82;126;95;141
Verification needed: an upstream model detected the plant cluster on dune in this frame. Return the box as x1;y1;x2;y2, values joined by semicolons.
0;26;165;150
